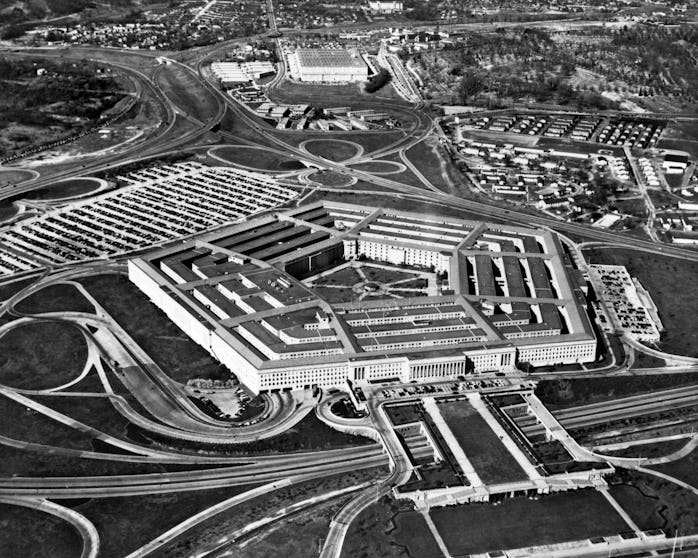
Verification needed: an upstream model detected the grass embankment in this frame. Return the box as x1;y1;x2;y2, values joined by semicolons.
536;375;698;410
79;274;229;383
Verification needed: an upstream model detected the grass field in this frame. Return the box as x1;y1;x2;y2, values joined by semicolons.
385;403;423;425
156;64;220;124
599;438;689;459
14;283;95;315
610;469;698;535
232;495;351;558
155;467;387;558
349;161;404;173
211;146;304;171
632;352;666;369
310;170;356;187
535;375;698;409
0;503;82;558
0;205;17;221
651;447;698;489
0;395;96;451
437;399;528;484
430;489;628;556
0;168;34;187
79;274;229;383
23;178;100;201
0;322;87;390
32;393;133;441
614;197;648;218
584;248;698;357
405;140;449;188
77;485;258;558
303;139;361;162
341;495;443;558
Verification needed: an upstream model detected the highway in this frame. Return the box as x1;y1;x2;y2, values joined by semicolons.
0;453;387;499
320;396;412;558
521;384;698;437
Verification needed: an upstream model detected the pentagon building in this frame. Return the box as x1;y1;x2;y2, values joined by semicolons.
129;202;596;393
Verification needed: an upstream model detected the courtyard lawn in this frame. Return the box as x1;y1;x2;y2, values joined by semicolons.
437;399;528;484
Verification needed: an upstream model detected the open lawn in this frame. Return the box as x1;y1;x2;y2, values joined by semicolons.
610;469;698;535
0;503;82;558
303;139;361;162
0;322;87;390
437;399;528;484
535;375;698;409
632;352;666;369
23;178;101;201
310;170;356;187
405;140;449;188
32;393;133;442
651;446;698;489
584;248;698;357
155;64;220;124
211;145;304;171
342;495;443;558
77;485;258;558
225;495;351;558
153;467;387;558
0;168;35;187
0;395;96;451
613;197;648;218
431;489;628;556
349;161;404;173
14;283;95;315
0;277;32;301
80;274;229;383
385;403;423;426
0;205;17;221
599;438;689;459
285;130;406;154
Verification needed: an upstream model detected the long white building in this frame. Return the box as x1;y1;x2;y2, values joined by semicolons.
288;48;369;83
129;202;598;393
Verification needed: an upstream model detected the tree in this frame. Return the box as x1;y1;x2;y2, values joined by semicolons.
365;68;391;93
458;71;482;103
